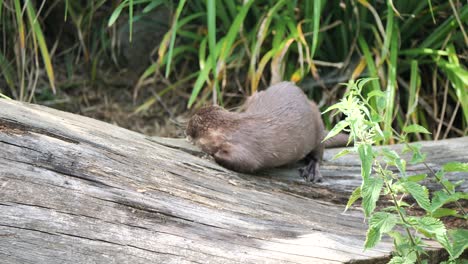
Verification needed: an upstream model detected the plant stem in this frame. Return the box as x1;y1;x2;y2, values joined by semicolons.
380;166;422;264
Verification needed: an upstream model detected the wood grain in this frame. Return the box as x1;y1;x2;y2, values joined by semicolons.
1;99;465;263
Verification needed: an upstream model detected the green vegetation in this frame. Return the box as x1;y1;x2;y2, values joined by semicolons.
0;0;466;139
326;78;467;264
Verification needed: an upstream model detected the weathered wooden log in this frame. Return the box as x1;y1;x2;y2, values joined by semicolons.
0;99;465;263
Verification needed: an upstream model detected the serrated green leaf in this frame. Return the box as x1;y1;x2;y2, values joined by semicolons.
459;192;468;200
388;256;413;264
397;201;411;208
358;144;373;181
402;182;431;211
333;149;352;160
376;96;387;114
387;256;404;264
387;230;405;242
407;174;427;182
357;77;379;91
436;233;452;257
411;150;427;164
381;206;398;213
360;104;372;121
362;177;383;217
396;159;407;177
402;144;411;154
443;162;468;172
403;124;431;134
404;143;427;164
439;175;456;193
364;226;381;249
345;187;361;212
449;229;468;260
323;120;349;142
382;148;399;160
388;255;418;264
431;208;458;218
381;149;407;175
369;212;397;233
370;111;384;123
391;182;405;195
416;217;449;247
406;252;418;264
431;191;462;212
322;103;343;114
367;90;386;99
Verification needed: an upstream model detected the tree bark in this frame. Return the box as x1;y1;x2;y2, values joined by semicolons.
0;99;465;263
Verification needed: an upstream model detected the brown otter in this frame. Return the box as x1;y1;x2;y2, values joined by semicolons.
185;81;337;182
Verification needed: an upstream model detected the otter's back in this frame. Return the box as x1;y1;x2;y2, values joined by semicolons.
244;82;309;114
237;82;323;169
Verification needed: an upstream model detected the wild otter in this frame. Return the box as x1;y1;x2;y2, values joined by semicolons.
185;81;330;182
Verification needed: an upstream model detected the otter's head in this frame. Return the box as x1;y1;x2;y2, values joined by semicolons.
185;105;235;155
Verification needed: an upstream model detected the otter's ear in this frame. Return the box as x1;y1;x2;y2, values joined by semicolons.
213;143;233;168
214;142;231;156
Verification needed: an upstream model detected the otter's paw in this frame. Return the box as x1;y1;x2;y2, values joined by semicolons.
298;160;323;183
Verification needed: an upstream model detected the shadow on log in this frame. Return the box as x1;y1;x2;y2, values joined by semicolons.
0;99;466;263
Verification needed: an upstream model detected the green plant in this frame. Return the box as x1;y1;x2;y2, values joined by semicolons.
114;0;467;139
0;0;55;101
114;0;331;109
0;1;466;141
325;78;467;263
0;0;118;102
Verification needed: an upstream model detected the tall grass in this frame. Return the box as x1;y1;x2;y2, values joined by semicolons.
0;0;55;101
146;0;467;141
0;0;114;102
0;0;466;140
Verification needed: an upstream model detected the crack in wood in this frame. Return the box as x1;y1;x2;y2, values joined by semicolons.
0;140;43;153
0;118;80;144
3;157;117;189
0;224;59;237
0;208;218;263
105;196;235;231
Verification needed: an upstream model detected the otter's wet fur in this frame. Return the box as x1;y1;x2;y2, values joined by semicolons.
185;81;326;182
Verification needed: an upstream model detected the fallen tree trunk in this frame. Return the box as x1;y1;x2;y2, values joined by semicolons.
0;99;465;263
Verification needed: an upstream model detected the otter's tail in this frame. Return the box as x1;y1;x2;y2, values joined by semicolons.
323;132;352;148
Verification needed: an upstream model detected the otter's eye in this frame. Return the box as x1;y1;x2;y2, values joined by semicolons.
185;122;196;138
186;128;197;139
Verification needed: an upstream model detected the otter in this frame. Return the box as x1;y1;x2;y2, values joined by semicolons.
185;81;337;182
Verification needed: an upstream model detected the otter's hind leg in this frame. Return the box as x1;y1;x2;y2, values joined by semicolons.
298;146;323;183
